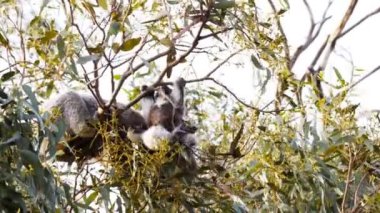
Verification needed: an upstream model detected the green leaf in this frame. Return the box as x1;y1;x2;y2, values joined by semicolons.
88;44;104;54
333;67;346;87
77;55;100;64
355;68;365;72
29;16;41;27
41;30;58;43
120;37;141;51
0;32;10;49
160;37;172;47
1;71;16;81
167;0;179;4
22;84;39;112
98;0;108;10
57;35;65;59
82;1;96;18
108;21;122;36
208;90;224;98
45;81;55;97
84;191;99;205
279;0;290;9
250;54;264;69
113;74;121;80
277;9;287;16
69;57;78;75
20;149;41;168
111;42;120;53
215;0;235;9
259;22;272;28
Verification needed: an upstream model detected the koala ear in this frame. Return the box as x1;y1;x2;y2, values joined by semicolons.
140;85;156;124
175;77;186;87
171;78;186;105
161;85;172;96
141;85;148;91
141;85;157;98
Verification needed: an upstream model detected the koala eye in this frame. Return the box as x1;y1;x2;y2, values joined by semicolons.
163;86;172;95
154;91;160;99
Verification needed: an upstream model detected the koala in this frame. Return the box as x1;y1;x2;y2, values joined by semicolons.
40;91;148;164
143;78;187;132
44;91;98;138
140;78;198;173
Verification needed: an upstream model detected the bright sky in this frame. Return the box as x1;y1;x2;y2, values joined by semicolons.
284;0;380;111
182;0;380;113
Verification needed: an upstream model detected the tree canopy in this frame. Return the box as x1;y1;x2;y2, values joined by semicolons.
1;0;380;212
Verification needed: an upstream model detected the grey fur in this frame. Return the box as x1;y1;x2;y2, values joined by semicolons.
44;91;98;138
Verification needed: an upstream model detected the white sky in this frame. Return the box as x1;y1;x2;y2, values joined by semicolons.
179;0;380;113
284;0;380;111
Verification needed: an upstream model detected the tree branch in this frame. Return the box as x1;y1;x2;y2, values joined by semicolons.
318;0;358;73
339;7;380;39
290;0;332;68
341;147;354;213
345;64;380;92
106;49;171;108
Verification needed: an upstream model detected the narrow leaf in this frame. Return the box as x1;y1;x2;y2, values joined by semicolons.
22;85;39;112
215;0;235;9
108;21;121;36
1;71;16;81
98;0;108;10
120;37;141;51
0;33;10;49
77;55;100;64
85;191;99;205
57;35;65;59
250;54;264;69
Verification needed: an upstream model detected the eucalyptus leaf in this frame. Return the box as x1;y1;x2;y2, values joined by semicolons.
98;0;107;10
77;55;100;64
250;54;264;69
0;32;9;49
1;71;16;81
84;191;99;206
215;0;236;9
108;21;122;36
56;35;65;59
120;37;141;51
22;85;39;112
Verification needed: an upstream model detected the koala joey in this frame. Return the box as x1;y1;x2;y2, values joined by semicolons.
139;78;198;177
142;78;188;132
140;78;197;152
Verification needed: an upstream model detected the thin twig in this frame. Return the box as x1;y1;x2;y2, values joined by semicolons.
204;50;242;78
290;0;332;68
65;0;104;106
354;173;368;207
318;0;358;72
341;147;354;213
106;49;171;108
189;77;285;113
198;27;233;40
120;17;209;110
345;64;380;92
339;7;380;39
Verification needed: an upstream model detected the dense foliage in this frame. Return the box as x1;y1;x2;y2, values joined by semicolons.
1;0;380;212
